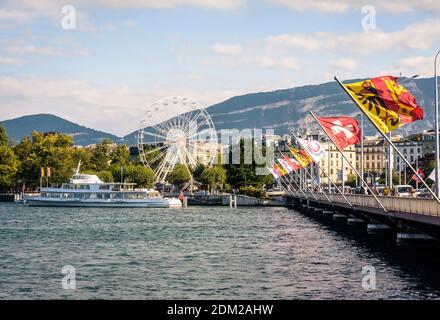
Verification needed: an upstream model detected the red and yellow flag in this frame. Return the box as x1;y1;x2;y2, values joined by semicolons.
344;76;424;133
288;147;313;167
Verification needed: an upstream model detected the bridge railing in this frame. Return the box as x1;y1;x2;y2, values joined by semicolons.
296;192;440;217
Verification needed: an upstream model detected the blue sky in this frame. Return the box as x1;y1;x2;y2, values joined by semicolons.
0;0;439;136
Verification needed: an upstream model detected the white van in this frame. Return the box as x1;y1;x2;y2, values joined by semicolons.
393;185;414;197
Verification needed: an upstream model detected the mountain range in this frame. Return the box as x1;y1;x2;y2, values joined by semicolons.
1;77;438;146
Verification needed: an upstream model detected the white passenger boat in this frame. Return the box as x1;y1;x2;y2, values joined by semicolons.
24;166;182;208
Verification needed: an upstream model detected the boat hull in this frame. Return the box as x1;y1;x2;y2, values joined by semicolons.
24;198;182;208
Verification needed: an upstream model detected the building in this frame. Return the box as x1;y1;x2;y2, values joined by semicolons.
394;139;422;174
355;137;388;182
320;141;356;184
293;130;357;185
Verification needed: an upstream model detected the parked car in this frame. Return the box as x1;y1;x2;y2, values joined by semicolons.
393;185;414;197
417;188;433;198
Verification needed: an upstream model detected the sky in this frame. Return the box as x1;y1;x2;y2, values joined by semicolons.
0;0;439;136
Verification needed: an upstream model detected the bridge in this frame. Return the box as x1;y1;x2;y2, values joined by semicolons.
287;193;440;242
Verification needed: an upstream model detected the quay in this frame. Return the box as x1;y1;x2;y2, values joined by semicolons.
288;193;440;242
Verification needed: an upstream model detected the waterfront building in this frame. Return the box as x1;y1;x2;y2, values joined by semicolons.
355;136;388;183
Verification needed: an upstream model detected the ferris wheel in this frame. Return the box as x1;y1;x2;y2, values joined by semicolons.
137;96;218;183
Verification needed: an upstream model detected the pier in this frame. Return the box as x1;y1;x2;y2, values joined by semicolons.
288;193;440;242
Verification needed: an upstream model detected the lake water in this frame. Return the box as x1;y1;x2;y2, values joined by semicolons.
1;202;440;299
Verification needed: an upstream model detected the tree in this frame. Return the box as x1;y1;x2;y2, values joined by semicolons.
13;132;75;189
111;145;130;166
201;166;226;192
193;163;206;181
0;126;8;146
346;174;357;187
167;164;191;186
97;170;114;183
91;139;113;170
124;165;155;188
225;138;273;189
0;129;18;191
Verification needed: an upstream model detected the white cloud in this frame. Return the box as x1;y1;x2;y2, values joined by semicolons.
0;9;34;22
5;45;89;57
0;76;241;136
265;19;440;53
397;56;435;77
253;56;299;69
0;56;25;66
268;0;440;13
212;43;242;55
331;58;357;71
266;34;322;52
97;0;246;10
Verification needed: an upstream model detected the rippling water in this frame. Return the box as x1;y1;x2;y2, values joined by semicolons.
1;202;440;299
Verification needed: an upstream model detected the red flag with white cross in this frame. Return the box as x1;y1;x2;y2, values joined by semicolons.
316;116;361;150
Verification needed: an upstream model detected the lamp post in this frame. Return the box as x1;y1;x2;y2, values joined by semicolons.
435;50;440;196
357;113;364;188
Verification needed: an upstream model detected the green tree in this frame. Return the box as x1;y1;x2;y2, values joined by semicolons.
167;164;191;186
346;174;357;187
0;127;18;191
225;138;273;189
193;163;206;181
0;126;8;146
201;166;226;192
97;170;114;183
111;145;130;166
91;139;113;170
13;132;75;188
124;165;155;188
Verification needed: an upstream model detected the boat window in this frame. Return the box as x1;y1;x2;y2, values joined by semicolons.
73;194;84;199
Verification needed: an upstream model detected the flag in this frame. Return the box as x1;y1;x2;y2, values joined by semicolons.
428;169;436;182
46;167;51;177
411;169;425;182
276;163;287;176
316;116;361;150
289;147;313;167
268;167;280;179
268;164;286;180
282;154;302;171
41;167;45;177
296;138;327;163
344;76;424;133
277;158;295;174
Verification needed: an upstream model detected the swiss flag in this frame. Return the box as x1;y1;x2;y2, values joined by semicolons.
317;116;361;150
411;169;425;182
282;154;301;170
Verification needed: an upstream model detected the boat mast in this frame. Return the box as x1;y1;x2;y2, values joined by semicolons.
75;160;82;175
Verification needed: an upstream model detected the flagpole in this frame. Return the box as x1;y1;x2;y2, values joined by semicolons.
308;146;353;206
291;132;352;206
327;139;331;192
309;111;388;212
334;76;440;204
435;50;440;197
360;113;364;188
278;165;308;199
290;164;319;200
274;157;306;199
279;175;301;198
341;157;344;193
388;132;393;190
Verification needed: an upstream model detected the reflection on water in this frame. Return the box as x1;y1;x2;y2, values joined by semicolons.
0;203;439;299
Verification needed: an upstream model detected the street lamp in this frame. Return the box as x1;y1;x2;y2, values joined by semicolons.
435;50;440;197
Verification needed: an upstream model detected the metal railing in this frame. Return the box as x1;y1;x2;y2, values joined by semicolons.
295;192;440;217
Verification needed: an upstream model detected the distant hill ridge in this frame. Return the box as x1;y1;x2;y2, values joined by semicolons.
0;114;120;146
2;77;438;146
